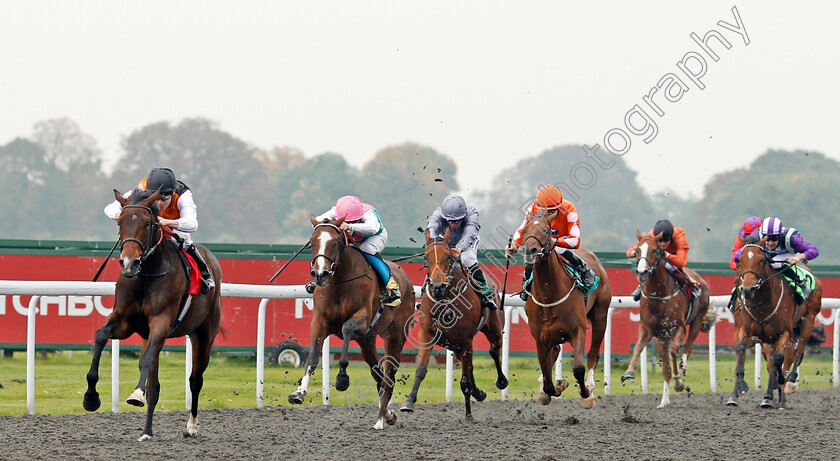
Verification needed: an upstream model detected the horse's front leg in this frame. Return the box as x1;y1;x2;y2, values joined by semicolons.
570;325;594;408
670;321;687;392
726;329;750;406
289;315;327;405
762;332;790;409
482;310;508;390
657;339;672;408
335;312;369;392
84;314;135;412
536;342;564;405
133;318;169;441
401;321;435;413
622;323;653;383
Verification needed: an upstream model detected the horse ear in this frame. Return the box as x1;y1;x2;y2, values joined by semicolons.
335;216;346;227
443;226;451;243
758;235;769;246
636;230;643;241
654;231;663;241
738;234;747;245
114;189;129;207
141;190;160;207
310;215;319;227
424;228;432;245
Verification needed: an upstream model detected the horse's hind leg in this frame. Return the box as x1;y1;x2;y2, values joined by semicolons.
570;326;594;408
622;325;653;383
481;311;508;390
84;316;134;412
336;314;368;392
536;343;563;405
185;330;213;437
785;309;818;393
670;322;688;392
289;318;327;405
401;324;435;413
585;301;608;395
372;332;407;430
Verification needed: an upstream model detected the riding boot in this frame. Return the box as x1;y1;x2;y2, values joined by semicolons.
783;267;809;304
727;286;738;312
565;251;596;288
631;284;642;302
520;264;534;301
468;264;497;310
305;280;316;294
186;245;215;293
383;276;402;306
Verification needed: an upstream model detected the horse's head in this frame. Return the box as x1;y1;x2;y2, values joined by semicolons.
633;230;666;284
114;189;162;278
737;235;771;301
519;209;558;265
424;227;454;299
308;215;348;287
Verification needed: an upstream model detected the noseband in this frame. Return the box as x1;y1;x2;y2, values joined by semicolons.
522;215;557;259
119;205;164;264
634;245;664;279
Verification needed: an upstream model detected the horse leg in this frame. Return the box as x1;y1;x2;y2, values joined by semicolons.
585;303;608;395
657;339;672;408
771;332;790;409
569;325;594;408
536;343;564;405
135;319;169;441
726;332;750;406
185;330;212;437
400;326;434;413
622;325;653;383
671;322;687;392
289;318;327;405
481;312;508;390
84;315;135;412
785;311;818;394
372;332;407;430
336;314;368;392
455;349;475;422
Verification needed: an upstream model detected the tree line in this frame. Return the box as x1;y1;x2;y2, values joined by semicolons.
1;117;836;264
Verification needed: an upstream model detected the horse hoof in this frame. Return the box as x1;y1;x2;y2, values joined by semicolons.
496;376;509;390
760;398;775;409
473;389;487;402
385;409;397;426
555;379;569;395
400;401;415;413
82;391;101;412
335;373;350;392
656;402;669;409
288;392;305;405
373;418;384;430
137;434;153;442
185;418;198;437
582;396;596;409
538;391;551;405
126;389;145;407
465;413;474;422
621;371;635;382
784;382;799;394
725;397;739;407
736;382;750;396
674;380;685;393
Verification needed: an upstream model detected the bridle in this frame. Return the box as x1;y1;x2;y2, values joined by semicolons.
423;240;461;302
522;213;557;260
634;239;680;301
310;223;372;285
119;205;164;265
737;244;788;323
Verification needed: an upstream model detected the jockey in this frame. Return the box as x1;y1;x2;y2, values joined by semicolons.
104;167;215;292
505;184;597;301
726;216;762;311
734;216;818;303
626;219;700;302
427;194;497;310
306;195;401;306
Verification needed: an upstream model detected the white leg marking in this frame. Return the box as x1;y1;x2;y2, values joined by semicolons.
658;381;671;408
585;368;595;391
373;417;385;430
186;414;198;436
138;434;153;442
295;373;312;395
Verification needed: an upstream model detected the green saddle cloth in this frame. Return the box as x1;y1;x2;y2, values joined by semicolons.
783;265;815;299
563;263;600;295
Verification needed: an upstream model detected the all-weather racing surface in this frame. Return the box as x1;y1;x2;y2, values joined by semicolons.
3;388;840;460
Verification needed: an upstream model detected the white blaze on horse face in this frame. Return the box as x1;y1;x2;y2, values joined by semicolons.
636;242;649;273
314;230;333;275
747;251;754;259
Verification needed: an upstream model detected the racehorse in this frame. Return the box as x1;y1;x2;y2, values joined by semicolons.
289;216;414;429
621;231;713;408
399;228;508;420
725;236;822;408
83;189;222;441
518;214;611;408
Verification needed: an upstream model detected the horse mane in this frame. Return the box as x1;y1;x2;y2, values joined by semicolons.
744;234;760;245
127;189;161;217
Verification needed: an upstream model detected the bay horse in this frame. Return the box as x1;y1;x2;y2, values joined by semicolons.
621;231;713;408
289;216;414;429
399;228;508;420
83;189;222;441
518;214;611;408
725;237;822;408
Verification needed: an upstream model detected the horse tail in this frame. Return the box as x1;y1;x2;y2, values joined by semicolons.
701;308;718;333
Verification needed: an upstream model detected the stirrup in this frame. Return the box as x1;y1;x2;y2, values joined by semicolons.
481;296;498;310
305;281;316;294
631;286;642;302
201;276;215;293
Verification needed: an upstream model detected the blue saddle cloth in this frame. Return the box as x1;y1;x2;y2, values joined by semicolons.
363;253;391;288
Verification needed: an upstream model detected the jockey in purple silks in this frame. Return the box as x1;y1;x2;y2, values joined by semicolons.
734;216;819;304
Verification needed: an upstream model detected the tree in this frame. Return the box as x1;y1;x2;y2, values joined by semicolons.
0;139;55;238
479;145;653;252
112;118;274;243
353;143;458;247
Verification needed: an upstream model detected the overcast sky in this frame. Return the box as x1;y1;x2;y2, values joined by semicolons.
1;1;837;198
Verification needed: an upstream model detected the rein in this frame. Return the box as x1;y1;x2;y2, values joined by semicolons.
311;223;374;285
737;244;790;324
636;243;681;301
119;204;174;277
423;240;460;302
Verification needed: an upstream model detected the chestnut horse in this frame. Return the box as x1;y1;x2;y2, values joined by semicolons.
399;228;508;420
83;189;222;441
288;216;414;429
725;238;822;408
621;231;713;408
518;214;611;407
